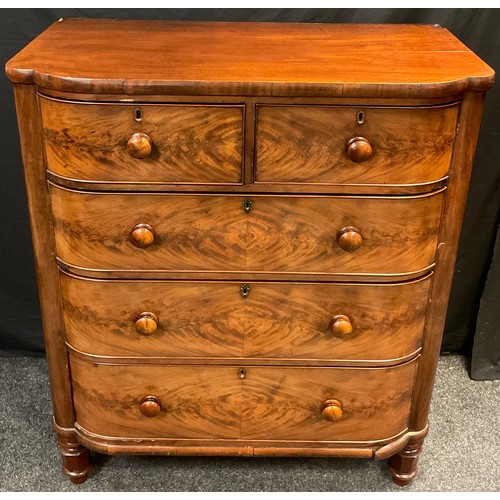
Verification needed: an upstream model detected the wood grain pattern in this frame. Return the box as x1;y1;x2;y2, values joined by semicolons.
244;192;443;275
40;96;243;184
409;92;489;433
256;105;458;185
50;185;444;277
69;354;416;442
13;85;75;428
61;274;244;358
46;169;449;196
60;273;430;362
6;20;494;97
7;20;494;483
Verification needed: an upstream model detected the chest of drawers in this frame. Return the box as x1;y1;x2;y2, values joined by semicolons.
6;19;494;486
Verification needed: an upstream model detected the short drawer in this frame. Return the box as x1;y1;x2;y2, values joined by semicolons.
61;273;430;364
40;96;244;184
255;104;458;186
50;184;444;279
70;355;416;441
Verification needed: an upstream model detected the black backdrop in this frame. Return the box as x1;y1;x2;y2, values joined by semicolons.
1;9;499;362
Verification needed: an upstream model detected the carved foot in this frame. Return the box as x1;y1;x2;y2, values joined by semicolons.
387;436;424;486
53;420;91;484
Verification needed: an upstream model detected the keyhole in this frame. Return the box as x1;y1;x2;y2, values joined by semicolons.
134;108;142;122
238;368;247;379
356;111;365;124
242;198;252;214
240;284;250;298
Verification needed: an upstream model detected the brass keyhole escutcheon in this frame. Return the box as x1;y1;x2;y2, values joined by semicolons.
238;368;247;379
242;198;252;213
240;284;250;298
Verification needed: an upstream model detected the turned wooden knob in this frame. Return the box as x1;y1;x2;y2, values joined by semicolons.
330;315;353;338
135;312;159;336
130;223;155;248
321;399;343;422
337;226;363;252
346;136;373;163
140;396;161;417
127;132;152;159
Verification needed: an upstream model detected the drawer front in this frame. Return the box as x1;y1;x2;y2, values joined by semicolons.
40;96;244;184
51;185;443;277
61;273;430;362
256;104;458;185
70;355;416;441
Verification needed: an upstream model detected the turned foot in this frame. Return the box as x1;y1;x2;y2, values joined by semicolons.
53;420;91;484
387;436;424;486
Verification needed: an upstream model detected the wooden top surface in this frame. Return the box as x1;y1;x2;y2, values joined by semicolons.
5;19;495;97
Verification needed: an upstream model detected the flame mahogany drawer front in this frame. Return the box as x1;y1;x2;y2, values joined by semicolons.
50;184;444;279
40;96;245;185
255;104;458;186
61;272;430;363
69;355;417;442
7;20;494;485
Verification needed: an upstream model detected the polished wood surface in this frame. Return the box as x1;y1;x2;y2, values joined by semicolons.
345;137;373;163
40;96;244;184
50;185;443;277
321;399;344;422
256;104;458;185
139;396;162;418
13;86;75;429
330;315;353;338
70;355;416;441
126;132;152;159
6;20;494;97
130;223;155;248
134;312;158;336
337;227;363;253
60;273;431;362
53;421;91;484
7;20;494;485
409;91;488;433
387;433;426;486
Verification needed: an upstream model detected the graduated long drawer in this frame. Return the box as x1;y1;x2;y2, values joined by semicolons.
62;273;430;365
70;355;417;442
50;184;444;279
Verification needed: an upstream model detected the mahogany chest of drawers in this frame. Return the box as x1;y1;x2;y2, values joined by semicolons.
6;19;494;485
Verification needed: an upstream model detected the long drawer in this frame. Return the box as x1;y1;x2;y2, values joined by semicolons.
40;96;244;184
70;355;417;442
61;273;430;363
50;184;444;278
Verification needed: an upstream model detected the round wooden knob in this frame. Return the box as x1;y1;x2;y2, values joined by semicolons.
337;226;363;252
330;315;353;338
135;312;158;336
131;223;155;248
321;399;343;422
140;396;161;417
127;132;152;159
346;136;373;163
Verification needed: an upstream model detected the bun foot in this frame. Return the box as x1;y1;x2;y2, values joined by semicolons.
387;437;424;486
53;420;91;484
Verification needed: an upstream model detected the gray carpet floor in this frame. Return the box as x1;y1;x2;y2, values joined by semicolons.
0;355;498;491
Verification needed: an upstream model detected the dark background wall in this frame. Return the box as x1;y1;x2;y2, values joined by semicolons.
1;9;499;357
